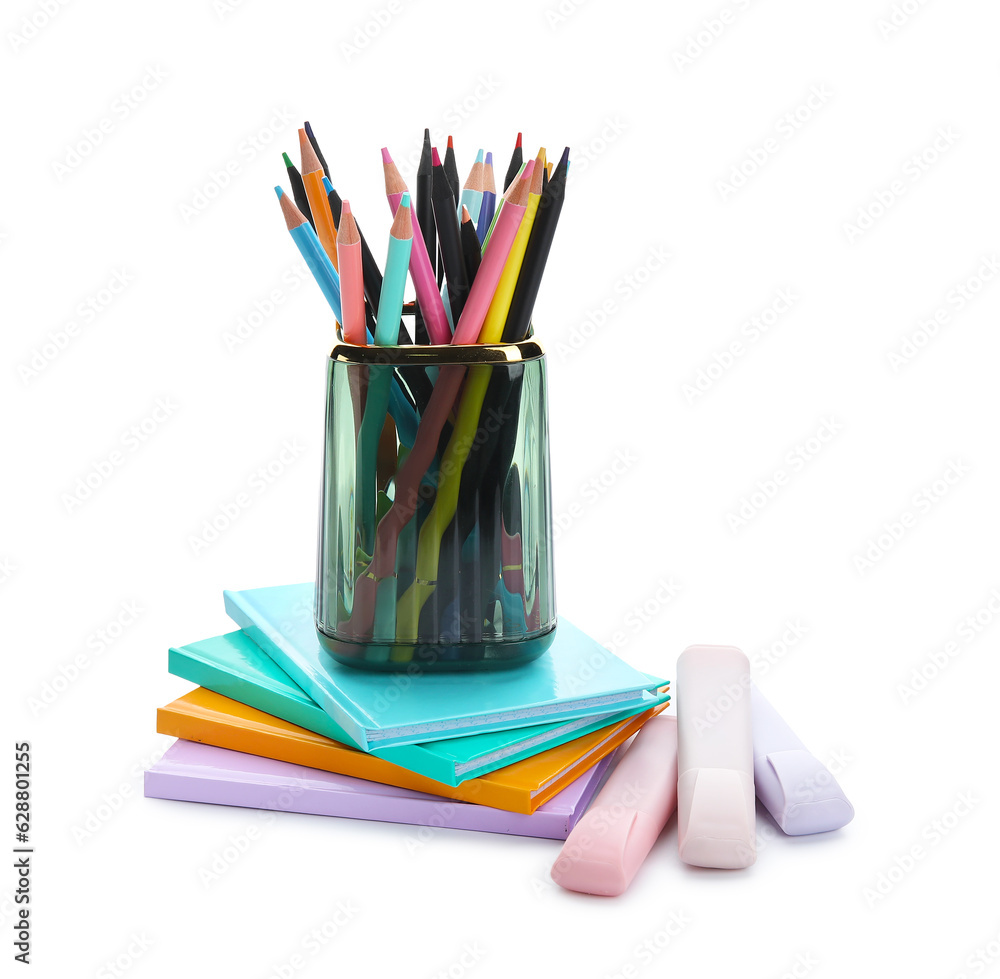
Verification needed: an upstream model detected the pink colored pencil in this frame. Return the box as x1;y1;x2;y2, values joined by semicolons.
336;200;366;344
381;147;450;344
451;161;534;345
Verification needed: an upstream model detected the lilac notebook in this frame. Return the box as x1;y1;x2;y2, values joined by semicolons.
145;740;615;840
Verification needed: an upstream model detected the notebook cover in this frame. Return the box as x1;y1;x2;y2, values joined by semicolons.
169;631;669;785
156;687;670;814
144;739;616;840
223;583;664;751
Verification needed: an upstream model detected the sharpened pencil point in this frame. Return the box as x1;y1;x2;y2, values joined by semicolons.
274;185;284;198
515;132;522;147
282;152;293;168
341;199;352;217
431;146;442;167
447;135;454;149
381;147;393;164
559;146;570;166
475;148;484;163
299;129;321;175
400;192;410;208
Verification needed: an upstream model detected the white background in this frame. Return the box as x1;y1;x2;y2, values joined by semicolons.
5;0;1000;976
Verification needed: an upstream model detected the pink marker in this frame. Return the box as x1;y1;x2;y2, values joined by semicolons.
551;715;678;896
451;160;535;345
381;147;450;344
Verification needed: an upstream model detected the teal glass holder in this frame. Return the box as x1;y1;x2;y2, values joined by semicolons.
315;340;556;671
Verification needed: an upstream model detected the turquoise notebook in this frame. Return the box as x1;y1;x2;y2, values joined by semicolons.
223;583;665;752
169;631;669;786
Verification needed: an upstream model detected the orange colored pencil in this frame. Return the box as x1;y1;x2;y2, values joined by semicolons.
299;128;339;272
337;200;365;344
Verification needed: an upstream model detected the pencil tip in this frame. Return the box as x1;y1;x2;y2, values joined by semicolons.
400;192;410;208
522;160;535;180
515;132;522;147
341;199;352;216
381;146;393;164
559;146;570;165
274;185;284;198
447;134;454;148
485;151;493;166
322;175;333;193
475;148;484;163
431;146;442;167
304;120;314;137
423;128;431;142
281;151;293;168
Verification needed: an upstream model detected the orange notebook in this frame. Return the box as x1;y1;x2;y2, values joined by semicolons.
157;687;669;815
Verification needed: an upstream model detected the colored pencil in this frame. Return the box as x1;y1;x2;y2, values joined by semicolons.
275;186;340;322
416;129;436;285
477;151;496;241
282;152;313;228
444;135;460;206
299;129;339;271
459;150;484;226
503;132;523;192
381;147;451;344
431;147;469;324
460;205;482;285
375;194;412;345
503;147;569;342
304;120;330;180
336;200;365;344
325;176;415;348
451;161;534;345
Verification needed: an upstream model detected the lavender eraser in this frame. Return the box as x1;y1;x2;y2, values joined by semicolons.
752;684;854;835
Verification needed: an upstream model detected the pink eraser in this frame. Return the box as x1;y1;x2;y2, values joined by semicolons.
550;715;678;896
677;645;756;869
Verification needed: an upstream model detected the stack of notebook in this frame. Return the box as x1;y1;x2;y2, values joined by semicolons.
146;583;670;840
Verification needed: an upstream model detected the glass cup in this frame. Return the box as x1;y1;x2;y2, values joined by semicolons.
315;339;556;671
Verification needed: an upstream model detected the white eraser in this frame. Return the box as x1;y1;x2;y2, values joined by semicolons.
676;645;755;869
